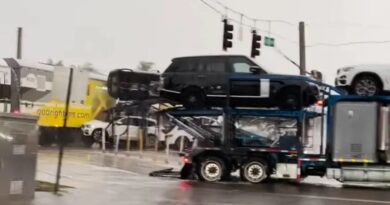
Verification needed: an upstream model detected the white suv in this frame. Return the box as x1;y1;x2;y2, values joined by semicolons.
335;64;390;96
81;116;157;147
162;116;221;151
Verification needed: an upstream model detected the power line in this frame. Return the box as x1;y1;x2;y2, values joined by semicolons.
199;0;223;15
307;40;390;48
198;0;301;67
306;21;390;29
274;46;300;69
210;0;296;26
198;0;299;44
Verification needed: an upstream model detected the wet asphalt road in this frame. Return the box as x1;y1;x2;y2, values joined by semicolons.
10;149;390;205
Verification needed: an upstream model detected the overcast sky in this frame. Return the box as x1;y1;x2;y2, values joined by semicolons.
1;0;390;83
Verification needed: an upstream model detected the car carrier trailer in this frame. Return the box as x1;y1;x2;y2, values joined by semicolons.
107;68;390;187
163;95;390;187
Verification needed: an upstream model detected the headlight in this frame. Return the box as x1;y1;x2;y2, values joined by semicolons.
85;124;91;128
341;67;354;72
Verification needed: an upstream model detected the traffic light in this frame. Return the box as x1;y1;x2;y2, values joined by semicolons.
251;30;261;58
222;19;234;51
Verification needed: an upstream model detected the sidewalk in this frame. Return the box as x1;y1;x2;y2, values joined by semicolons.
7;148;184;205
89;149;183;174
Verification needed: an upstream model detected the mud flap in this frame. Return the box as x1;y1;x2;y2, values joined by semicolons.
180;163;195;179
148;164;195;179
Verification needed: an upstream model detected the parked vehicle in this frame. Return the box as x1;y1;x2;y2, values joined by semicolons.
160;55;319;110
335;64;390;96
163;116;221;150
81;116;157;147
163;125;194;150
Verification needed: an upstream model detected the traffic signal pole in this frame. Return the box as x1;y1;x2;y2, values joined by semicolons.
299;22;306;76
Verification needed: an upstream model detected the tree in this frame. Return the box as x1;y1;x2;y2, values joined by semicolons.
46;58;53;65
55;60;63;66
137;61;154;71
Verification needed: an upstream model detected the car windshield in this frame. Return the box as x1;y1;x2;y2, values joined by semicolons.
248;58;270;74
229;56;268;74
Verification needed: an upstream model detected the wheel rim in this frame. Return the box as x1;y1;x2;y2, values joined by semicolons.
245;163;264;182
188;95;197;103
146;135;156;147
176;136;190;149
355;78;377;96
286;96;298;109
93;130;102;139
183;138;191;148
202;162;221;181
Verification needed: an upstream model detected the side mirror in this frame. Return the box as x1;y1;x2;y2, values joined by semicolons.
250;66;261;74
310;70;323;82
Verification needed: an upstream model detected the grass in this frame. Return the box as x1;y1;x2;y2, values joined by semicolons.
36;180;74;193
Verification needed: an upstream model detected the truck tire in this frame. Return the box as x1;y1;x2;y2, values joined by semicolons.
197;156;226;182
240;158;268;183
39;134;55;147
38;127;55;147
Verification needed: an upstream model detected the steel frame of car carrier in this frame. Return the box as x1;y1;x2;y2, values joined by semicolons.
165;107;323;183
163;92;390;186
107;68;390;186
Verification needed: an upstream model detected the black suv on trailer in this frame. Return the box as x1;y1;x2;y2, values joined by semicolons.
160;55;319;109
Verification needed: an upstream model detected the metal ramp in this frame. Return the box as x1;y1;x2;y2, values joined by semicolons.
163;110;220;143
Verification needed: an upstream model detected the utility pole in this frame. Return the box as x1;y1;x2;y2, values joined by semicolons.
9;27;23;112
54;67;74;194
299;22;306;76
17;27;22;59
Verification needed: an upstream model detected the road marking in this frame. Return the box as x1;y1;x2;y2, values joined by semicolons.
192;185;390;204
262;192;390;204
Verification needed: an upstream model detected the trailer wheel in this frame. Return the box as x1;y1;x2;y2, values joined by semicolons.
241;159;268;183
198;157;225;182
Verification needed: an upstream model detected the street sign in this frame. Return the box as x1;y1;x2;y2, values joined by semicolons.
264;36;275;47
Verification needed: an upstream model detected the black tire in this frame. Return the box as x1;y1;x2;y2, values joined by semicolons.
92;129;103;140
351;75;381;96
241;159;268;183
38;128;55;147
174;136;191;151
144;134;157;149
277;87;302;110
39;134;55;147
181;87;205;108
81;135;95;148
197;156;226;182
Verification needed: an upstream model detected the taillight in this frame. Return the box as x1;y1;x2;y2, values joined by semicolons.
316;99;324;106
181;156;191;164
